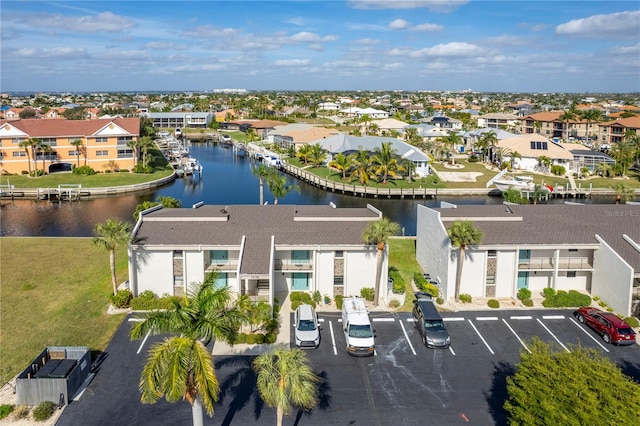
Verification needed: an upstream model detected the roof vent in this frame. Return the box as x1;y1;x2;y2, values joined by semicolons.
192;201;204;209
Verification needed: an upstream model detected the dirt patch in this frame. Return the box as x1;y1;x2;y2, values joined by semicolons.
436;172;484;182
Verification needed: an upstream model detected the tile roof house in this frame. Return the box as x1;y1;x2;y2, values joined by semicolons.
416;203;640;316
495;134;574;172
128;204;391;304
266;123;339;150
597;116;640;146
0;117;140;174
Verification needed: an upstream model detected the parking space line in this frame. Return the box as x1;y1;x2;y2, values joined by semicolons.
536;318;570;352
448;346;456;356
468;320;495;354
476;317;498;321
136;330;151;355
510;316;532;320
406;318;415;322
542;315;565;320
444;317;465;322
569;318;610;352
502;319;531;353
372;318;395;322
398;320;417;356
328;321;337;356
319;318;325;322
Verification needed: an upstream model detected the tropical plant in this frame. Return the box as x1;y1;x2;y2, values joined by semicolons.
70;138;84;167
252;163;276;205
509;150;522;170
402;158;417;182
349;147;372;185
362;218;401;306
558;107;578;141
447;220;484;302
502;188;528;204
297;144;312;164
611;183;634;204
443;132;461;165
531;184;548;205
133;196;182;220
475;131;498;163
610;140;635;177
139;136;155;168
266;174;299;204
579;109;602;146
18;137;40;176
370;142;403;184
92;219;131;296
307;143;327;166
253;347;320;426
596;161;613;178
328;153;352;180
537;155;551;171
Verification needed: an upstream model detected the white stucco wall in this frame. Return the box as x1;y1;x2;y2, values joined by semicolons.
416;205;451;298
592;236;634;316
555;271;589;291
316;251;335;296
185;251;205;293
344;249;378;297
133;250;174;296
528;274;553;292
495;251;517;297
453;249;486;297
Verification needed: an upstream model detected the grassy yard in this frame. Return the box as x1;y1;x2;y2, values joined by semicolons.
0;238;129;384
1;147;173;189
388;237;422;311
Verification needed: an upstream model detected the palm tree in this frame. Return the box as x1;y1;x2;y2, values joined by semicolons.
370;142;403;184
531;184;548;205
476;131;497;163
362;218;400;306
252;163;276;205
297;144;312;164
139;136;155;168
92;219;131;296
447;220;484;302
253;347;320;426
597;162;613;178
70;139;84;167
132;274;246;426
443;133;461;165
509;151;522;170
579;109;602;146
349;148;371;185
402;158;417;182
611;183;634;204
266;174;299;205
133;196;182;220
610;140;635;177
140;336;219;426
537;155;552;172
623;130;640;168
328;153;351;180
558;108;578;141
18;138;39;176
307;143;327;166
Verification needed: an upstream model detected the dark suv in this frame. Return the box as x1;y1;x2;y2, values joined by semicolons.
574;306;637;345
412;292;450;349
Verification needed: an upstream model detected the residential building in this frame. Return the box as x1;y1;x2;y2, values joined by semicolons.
495;134;574;172
419;115;463;130
476;113;520;130
340;107;389;119
143;112;213;129
266;123;339;151
597;116;640;146
416;204;640;317
128;204;388;303
0;117;139;174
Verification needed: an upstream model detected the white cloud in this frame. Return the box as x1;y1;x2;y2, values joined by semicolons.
556;10;640;39
274;59;311;66
13;47;88;59
610;43;640;55
144;41;189;51
183;25;239;38
353;38;383;45
410;23;443;32
389;19;410;30
286;17;305;26
290;32;337;42
411;42;484;57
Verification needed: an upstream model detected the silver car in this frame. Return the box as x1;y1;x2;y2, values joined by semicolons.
294;304;321;349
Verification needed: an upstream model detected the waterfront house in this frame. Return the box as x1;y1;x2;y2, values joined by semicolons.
266;123;339;151
143;112;213;129
128;204;389;304
416;203;640;317
475;113;520;130
0;117;140;175
495;134;574;172
597;116;640;146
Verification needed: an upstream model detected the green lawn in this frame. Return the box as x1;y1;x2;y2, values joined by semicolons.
0;238;129;384
388;237;422;311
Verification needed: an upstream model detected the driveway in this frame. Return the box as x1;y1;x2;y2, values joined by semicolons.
56;309;640;425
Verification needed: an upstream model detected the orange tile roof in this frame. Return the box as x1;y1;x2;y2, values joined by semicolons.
523;111;563;121
0;117;140;137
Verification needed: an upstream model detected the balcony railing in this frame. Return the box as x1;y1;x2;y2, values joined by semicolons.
518;257;592;270
274;259;313;271
205;261;239;271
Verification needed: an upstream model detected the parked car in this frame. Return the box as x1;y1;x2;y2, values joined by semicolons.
573;307;636;345
294;304;321;349
412;292;450;349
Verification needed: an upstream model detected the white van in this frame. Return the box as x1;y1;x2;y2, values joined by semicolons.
341;296;375;357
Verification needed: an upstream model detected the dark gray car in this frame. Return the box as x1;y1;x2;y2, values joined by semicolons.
412;292;450;349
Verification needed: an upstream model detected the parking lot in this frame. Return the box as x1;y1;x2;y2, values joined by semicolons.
58;309;640;426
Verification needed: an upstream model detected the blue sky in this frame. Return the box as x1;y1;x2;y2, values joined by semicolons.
1;1;639;93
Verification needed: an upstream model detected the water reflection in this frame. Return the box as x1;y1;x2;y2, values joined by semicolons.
0;142;616;237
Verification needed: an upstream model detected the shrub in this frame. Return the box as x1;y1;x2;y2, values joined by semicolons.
388;299;400;309
413;272;439;296
265;333;277;344
234;333;247;344
32;401;56;422
110;289;133;308
517;288;531;300
323;295;331;304
551;164;566;176
389;271;406;295
255;334;265;344
290;292;315;310
360;287;375;302
522;298;534;307
335;294;344;310
542;287;556;298
459;294;472;303
542;289;591;308
312;290;322;305
487;299;500;309
133;163;152;174
265;318;279;334
468;154;479;163
436;297;444;305
13;405;30;420
624;317;639;328
21;170;29;175
593;296;600;301
0;405;14;420
72;165;96;176
245;333;256;345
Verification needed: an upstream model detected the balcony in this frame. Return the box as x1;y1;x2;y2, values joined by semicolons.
519;257;592;270
205;261;239;272
274;259;313;271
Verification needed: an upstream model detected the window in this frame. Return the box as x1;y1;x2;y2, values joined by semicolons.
173;250;183;259
567;271;576;278
291;250;310;264
488;250;497;257
12;138;25;144
117;149;133;158
210;250;228;265
68;150;81;156
568;249;578;252
40;138;57;147
96;150;108;156
117;136;133;145
12;151;27;157
530;141;548;150
96;137;108;143
335;250;343;258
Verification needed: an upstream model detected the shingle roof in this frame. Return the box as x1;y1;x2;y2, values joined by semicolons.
133;204;381;275
437;204;640;271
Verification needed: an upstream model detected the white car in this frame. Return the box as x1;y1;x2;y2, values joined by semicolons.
294;304;321;349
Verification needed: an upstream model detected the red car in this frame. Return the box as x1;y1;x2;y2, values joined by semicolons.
574;307;637;346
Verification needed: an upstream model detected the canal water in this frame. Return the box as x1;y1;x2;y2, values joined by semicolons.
0;142;616;237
